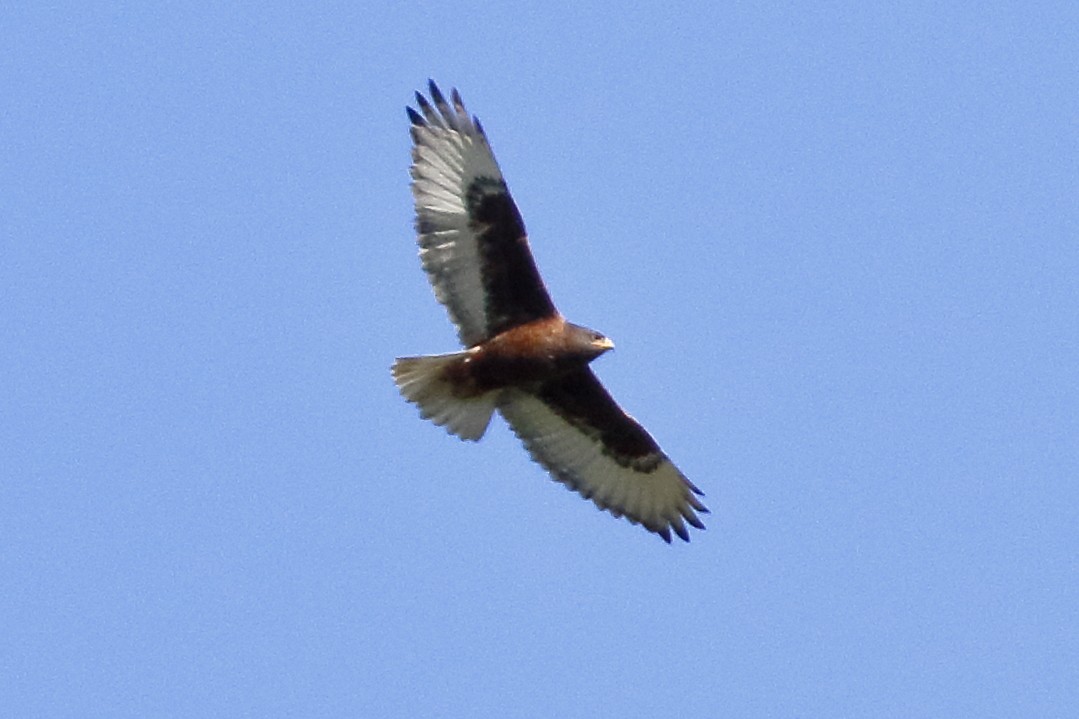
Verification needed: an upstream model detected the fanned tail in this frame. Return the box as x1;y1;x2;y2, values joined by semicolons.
391;352;499;441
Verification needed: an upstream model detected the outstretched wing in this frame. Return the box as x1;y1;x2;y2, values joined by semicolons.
408;81;558;347
498;369;708;542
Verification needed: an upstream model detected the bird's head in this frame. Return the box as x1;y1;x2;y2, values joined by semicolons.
565;323;614;361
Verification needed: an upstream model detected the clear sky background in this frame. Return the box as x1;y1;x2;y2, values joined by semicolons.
3;2;1077;716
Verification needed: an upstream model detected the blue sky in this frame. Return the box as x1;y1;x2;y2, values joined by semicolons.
3;2;1077;716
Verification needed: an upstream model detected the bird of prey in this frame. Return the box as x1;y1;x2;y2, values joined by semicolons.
392;81;707;542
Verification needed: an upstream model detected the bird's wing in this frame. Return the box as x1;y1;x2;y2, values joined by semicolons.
498;369;708;542
408;81;558;347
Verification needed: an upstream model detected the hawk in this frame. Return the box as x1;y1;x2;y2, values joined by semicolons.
392;81;707;542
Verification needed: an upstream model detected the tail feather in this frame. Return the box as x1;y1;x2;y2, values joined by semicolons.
391;352;498;441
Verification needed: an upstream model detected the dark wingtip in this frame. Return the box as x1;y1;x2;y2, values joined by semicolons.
428;79;446;107
687;484;709;514
406;106;424;126
673;522;690;542
657;526;673;543
414;91;433;116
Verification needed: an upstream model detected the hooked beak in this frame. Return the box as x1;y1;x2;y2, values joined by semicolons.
592;336;615;351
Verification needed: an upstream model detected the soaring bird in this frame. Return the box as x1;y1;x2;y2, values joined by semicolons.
392;81;707;542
